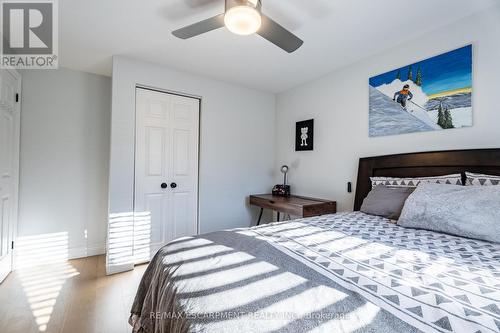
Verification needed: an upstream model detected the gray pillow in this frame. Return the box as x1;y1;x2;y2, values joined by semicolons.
398;183;500;243
360;185;415;220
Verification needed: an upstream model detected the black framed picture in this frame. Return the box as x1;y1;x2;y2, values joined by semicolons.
295;119;314;151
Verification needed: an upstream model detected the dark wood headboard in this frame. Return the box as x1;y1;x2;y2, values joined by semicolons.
354;148;500;211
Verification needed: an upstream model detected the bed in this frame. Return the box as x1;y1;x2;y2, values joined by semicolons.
130;149;500;333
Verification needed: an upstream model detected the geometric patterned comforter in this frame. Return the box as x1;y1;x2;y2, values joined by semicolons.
252;212;500;333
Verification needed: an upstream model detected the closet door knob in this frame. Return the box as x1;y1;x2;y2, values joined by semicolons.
161;183;168;189
170;182;177;189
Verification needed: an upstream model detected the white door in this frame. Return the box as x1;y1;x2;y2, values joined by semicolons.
0;70;20;283
134;88;199;262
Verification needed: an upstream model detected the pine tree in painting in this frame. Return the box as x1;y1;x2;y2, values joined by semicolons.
437;102;446;129
437;101;454;129
415;67;423;86
407;65;413;81
444;109;454;129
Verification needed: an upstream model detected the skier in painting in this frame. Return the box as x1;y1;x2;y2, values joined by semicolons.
393;84;413;109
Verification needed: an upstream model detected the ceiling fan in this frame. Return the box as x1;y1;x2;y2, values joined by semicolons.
172;0;304;53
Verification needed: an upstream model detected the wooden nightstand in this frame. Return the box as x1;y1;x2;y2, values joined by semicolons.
249;194;337;226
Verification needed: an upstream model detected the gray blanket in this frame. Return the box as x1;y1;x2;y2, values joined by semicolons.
130;212;500;333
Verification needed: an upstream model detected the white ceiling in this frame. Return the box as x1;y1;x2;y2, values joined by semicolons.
60;0;498;93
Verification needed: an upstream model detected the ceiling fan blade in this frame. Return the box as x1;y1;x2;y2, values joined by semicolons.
172;13;225;39
257;14;303;53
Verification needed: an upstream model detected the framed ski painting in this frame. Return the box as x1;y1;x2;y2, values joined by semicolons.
368;44;472;137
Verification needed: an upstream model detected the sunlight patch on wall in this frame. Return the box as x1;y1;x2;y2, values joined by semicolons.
133;211;151;263
107;211;152;269
16;232;69;269
107;212;134;267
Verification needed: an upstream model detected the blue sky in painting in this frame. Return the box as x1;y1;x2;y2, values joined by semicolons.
369;45;472;95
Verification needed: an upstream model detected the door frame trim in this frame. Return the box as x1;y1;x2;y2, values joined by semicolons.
136;84;202;101
1;69;21;278
133;84;202;249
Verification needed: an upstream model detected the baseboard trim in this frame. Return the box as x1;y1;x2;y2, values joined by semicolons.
14;244;107;270
106;262;134;275
85;244;106;257
68;244;106;259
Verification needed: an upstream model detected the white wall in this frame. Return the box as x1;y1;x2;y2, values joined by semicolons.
275;7;500;212
18;68;111;259
109;56;275;238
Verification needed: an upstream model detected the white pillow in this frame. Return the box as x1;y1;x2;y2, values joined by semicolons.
465;172;500;186
371;174;462;188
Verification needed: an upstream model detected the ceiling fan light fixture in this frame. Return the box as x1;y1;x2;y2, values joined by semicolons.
224;5;262;36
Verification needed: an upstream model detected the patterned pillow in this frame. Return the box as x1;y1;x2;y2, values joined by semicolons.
371;174;462;188
465;172;500;186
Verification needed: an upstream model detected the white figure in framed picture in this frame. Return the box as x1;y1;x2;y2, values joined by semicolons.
296;119;314;151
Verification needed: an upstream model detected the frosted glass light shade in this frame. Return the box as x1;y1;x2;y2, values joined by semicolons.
224;6;262;36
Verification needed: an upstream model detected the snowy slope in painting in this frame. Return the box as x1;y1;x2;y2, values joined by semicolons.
369;86;437;137
426;93;472;128
375;79;440;130
428;107;473;128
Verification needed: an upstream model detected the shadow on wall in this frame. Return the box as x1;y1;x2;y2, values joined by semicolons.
15;232;79;332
